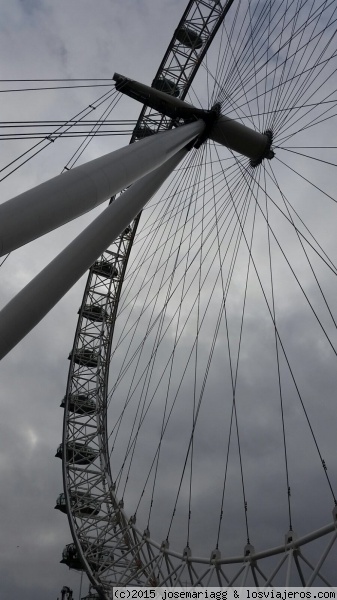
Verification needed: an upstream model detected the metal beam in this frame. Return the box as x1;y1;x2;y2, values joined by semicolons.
113;73;274;162
0;148;188;360
0;120;203;256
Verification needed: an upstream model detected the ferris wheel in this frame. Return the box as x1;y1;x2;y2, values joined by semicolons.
1;0;337;597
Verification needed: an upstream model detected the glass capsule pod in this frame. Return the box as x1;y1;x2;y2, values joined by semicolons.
82;304;107;323
60;543;83;570
60;543;112;572
55;491;101;516
133;124;155;139
92;259;119;279
152;76;180;97
176;25;203;49
60;393;96;415
69;348;99;367
55;441;97;465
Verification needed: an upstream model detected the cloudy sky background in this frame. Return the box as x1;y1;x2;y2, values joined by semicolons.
1;0;337;598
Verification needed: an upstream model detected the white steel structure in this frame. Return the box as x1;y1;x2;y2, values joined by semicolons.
1;0;337;598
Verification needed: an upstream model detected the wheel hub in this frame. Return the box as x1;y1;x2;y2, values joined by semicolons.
113;72;275;165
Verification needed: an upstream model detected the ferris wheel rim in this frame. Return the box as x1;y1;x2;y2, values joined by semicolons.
60;0;337;593
62;1;240;592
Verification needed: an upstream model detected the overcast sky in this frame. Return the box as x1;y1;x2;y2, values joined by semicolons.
1;1;337;599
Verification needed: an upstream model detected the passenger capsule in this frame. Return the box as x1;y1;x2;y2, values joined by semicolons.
55;492;68;514
55;491;101;516
69;348;99;367
55;441;98;465
176;26;203;49
60;543;83;570
153;77;180;97
60;393;96;415
92;259;119;279
74;492;101;516
133;124;155;139
82;304;107;323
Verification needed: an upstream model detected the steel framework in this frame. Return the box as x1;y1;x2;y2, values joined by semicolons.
58;2;251;595
52;0;337;597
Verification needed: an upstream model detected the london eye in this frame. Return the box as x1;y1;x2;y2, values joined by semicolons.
1;1;337;597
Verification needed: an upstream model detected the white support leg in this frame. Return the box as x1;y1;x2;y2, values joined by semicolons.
0;120;204;256
0;148;188;360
